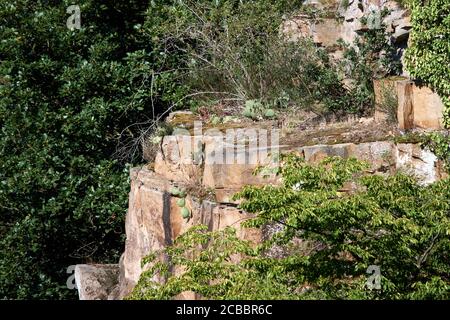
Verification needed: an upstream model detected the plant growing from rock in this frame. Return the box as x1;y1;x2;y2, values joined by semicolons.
172;187;190;220
264;109;276;119
180;207;191;220
377;80;399;124
242;100;278;120
338;10;402;115
243;100;262;119
171;187;187;198
176;198;186;208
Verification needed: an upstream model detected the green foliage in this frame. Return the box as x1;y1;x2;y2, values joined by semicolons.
145;0;357;116
128;225;298;300
171;187;182;196
404;0;450;126
396;0;414;8
377;80;399;124
393;131;425;144
341;0;350;10
242;100;277;120
130;155;450;300
210;115;222;125
243;100;262;119
0;0;189;299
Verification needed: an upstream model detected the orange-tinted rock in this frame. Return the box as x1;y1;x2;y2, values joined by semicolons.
396;80;444;130
299;141;394;172
312;19;345;47
411;84;445;129
118;169;170;298
154;134;203;183
213;205;261;244
116;167;265;299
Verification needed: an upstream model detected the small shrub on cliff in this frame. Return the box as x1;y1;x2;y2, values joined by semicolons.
338;9;402;115
130;155;450;300
377;80;399;124
145;0;354;115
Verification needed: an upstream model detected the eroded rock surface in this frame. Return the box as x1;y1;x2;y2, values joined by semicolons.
76;112;447;300
75;264;119;300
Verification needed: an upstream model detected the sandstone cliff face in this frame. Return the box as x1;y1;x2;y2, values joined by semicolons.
117;165;263;299
74;124;446;299
396;81;445;130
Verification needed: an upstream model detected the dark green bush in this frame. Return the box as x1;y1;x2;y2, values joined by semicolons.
0;0;188;299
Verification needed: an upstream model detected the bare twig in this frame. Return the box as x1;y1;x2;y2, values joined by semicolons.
416;232;440;269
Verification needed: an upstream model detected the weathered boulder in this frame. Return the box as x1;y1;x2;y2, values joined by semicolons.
411;84;445;129
395;143;444;184
75;264;119;300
